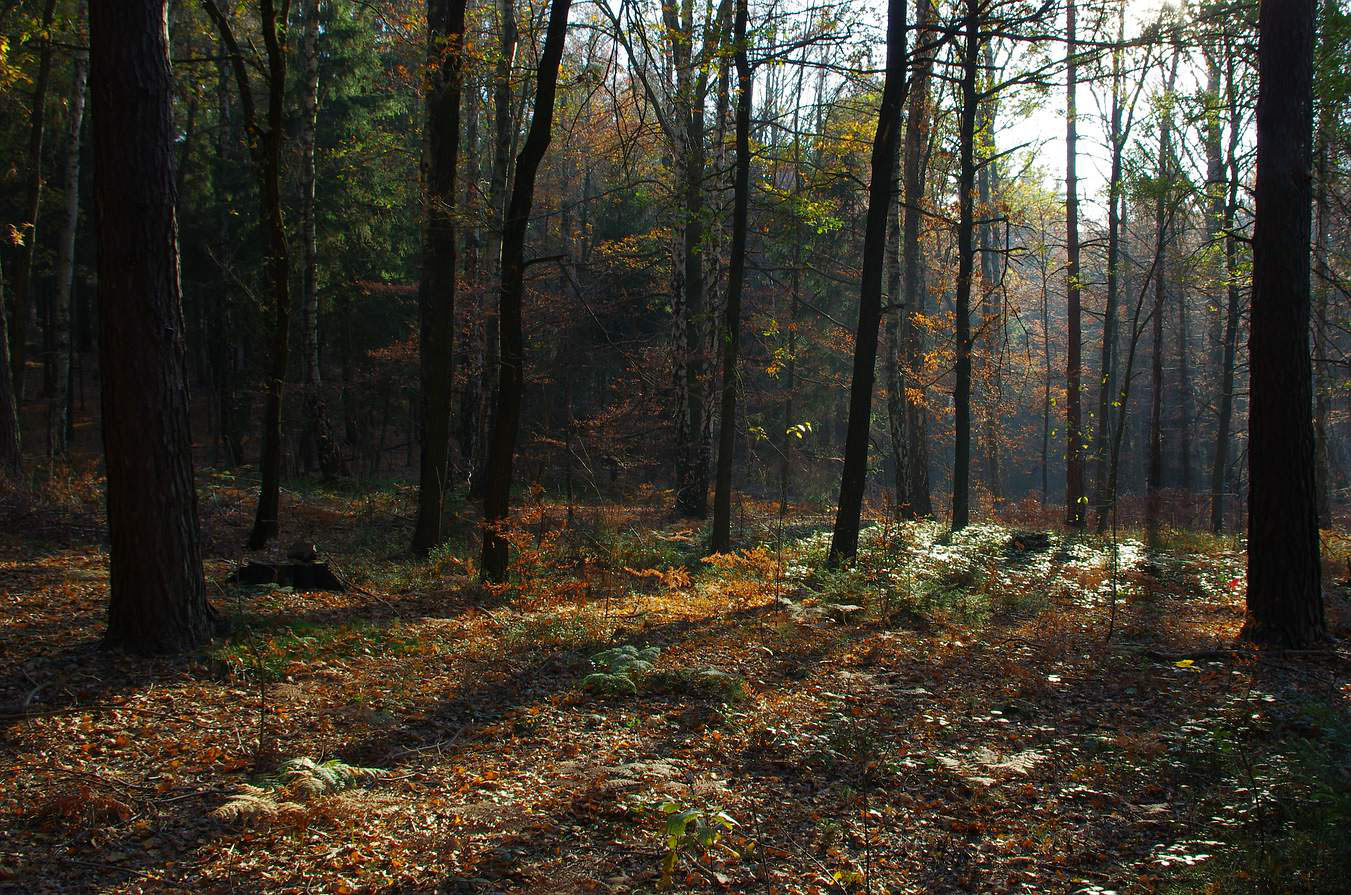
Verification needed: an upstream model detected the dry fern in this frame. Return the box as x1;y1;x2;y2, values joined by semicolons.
212;758;383;827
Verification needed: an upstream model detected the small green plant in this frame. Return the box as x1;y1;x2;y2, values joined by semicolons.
580;644;661;696
645;668;747;703
658;801;738;887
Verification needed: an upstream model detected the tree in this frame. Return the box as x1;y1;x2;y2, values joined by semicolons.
481;0;573;582
829;0;907;563
90;0;214;654
1147;45;1180;541
0;256;19;480
1064;0;1086;528
297;0;342;479
49;39;88;459
412;0;470;555
204;0;294;550
899;0;936;519
950;0;980;532
1241;0;1326;647
711;0;751;554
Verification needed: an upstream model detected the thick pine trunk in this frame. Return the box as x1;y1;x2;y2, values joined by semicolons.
1242;0;1325;647
828;0;907;562
90;0;213;654
710;0;750;553
411;0;469;554
481;0;572;581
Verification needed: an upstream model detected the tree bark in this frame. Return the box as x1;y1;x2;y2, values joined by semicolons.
951;0;979;533
710;0;750;554
900;0;935;519
481;0;572;581
411;0;469;555
90;0;213;654
1242;0;1325;647
829;0;907;561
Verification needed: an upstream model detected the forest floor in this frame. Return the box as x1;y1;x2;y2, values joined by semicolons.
2;470;1350;895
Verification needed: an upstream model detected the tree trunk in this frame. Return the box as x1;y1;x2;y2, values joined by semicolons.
472;0;518;499
411;0;469;554
206;0;293;550
828;0;907;563
885;120;907;516
211;39;246;469
1064;0;1086;527
710;0;750;554
1094;0;1126;531
49;48;88;460
248;9;291;551
481;0;572;581
297;0;341;480
901;0;935;519
1312;111;1331;527
90;0;213;654
0;256;19;480
1242;0;1325;647
1147;49;1180;541
10;0;58;404
950;0;979;533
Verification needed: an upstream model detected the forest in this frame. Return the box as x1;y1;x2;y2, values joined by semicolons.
1;0;1349;891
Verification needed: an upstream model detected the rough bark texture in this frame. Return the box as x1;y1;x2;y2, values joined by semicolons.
1242;0;1325;647
411;0;469;555
829;0;907;561
481;0;572;581
90;0;213;654
710;0;750;554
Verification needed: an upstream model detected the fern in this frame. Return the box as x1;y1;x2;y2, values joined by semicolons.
580;645;661;697
212;757;384;826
